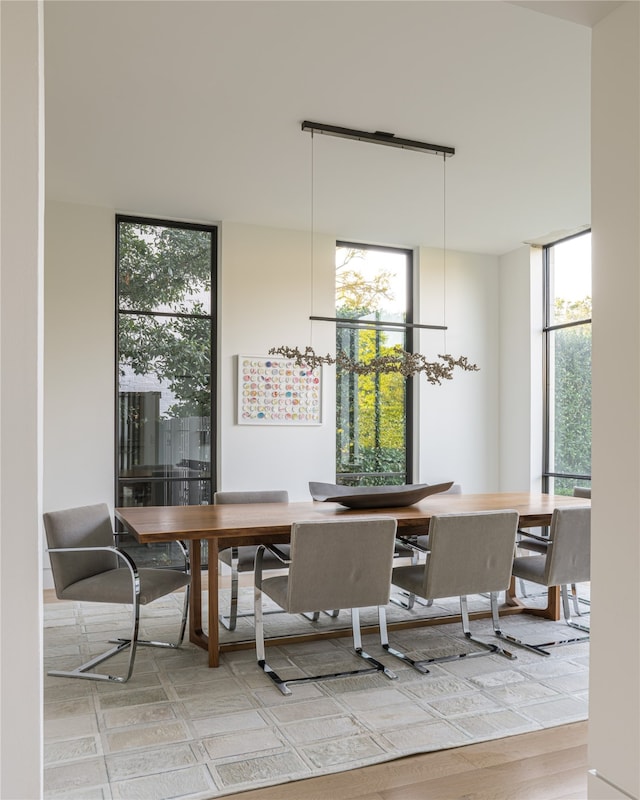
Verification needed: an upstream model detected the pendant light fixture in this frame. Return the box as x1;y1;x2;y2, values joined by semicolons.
269;121;478;384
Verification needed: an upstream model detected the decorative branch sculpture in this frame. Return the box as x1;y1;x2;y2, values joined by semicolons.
268;345;479;384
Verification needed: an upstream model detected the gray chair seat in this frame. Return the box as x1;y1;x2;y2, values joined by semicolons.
509;554;547;583
59;566;191;605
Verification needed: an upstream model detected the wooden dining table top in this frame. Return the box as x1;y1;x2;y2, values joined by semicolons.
115;491;590;546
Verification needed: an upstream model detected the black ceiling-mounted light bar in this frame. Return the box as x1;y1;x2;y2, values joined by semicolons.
301;120;455;158
309;315;447;332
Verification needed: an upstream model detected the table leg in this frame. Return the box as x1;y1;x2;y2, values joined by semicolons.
506;576;561;620
188;539;221;667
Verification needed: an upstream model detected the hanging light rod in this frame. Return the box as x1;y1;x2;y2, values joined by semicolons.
309;315;447;332
301;120;455;157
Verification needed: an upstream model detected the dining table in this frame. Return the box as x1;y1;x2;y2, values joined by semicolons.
115;491;590;667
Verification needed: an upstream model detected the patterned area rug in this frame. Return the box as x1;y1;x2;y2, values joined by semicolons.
44;588;589;799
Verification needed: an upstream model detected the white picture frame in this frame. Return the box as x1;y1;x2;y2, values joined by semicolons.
237;355;322;425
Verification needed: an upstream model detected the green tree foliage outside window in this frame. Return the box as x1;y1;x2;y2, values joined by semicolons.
118;221;213;418
550;297;592;493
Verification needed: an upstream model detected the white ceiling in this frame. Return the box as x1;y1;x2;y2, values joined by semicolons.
43;1;618;256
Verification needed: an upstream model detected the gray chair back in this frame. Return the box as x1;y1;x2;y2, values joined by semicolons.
214;490;288;504
544;507;591;586
423;510;519;599
282;517;397;614
573;486;591;498
44;503;118;597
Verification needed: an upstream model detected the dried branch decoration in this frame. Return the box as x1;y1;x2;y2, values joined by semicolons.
268;345;479;384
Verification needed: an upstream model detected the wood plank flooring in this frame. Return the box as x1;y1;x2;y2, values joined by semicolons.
221;722;588;800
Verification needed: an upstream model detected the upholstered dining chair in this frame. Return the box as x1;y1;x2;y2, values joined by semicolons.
517;486;591;614
254;516;398;695
215;490;293;630
501;506;591;656
383;509;520;672
391;483;462;610
44;503;191;683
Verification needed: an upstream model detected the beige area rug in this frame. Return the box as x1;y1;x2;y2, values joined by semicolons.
44;587;589;799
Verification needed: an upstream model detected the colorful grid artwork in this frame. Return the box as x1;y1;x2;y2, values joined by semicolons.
237;355;322;425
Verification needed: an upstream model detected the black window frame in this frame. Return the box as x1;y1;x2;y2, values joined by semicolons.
542;230;592;494
335;240;414;486
115;214;217;516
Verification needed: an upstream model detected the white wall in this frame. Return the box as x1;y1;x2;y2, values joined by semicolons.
42;202;115;587
499;245;543;492
0;2;44;797
44;202;115;508
43;213;503;518
589;3;640;798
218;222;336;500
417;246;500;491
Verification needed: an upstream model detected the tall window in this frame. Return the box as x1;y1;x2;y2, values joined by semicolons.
543;231;591;495
116;215;216;511
335;243;412;486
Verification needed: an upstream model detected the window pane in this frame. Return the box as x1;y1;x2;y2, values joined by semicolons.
118;221;212;315
118;315;211;506
548;234;592;325
548;324;592;478
119;313;211;421
547;476;590;497
336;246;408;323
335;244;410;486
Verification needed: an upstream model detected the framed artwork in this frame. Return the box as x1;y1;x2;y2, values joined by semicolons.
237;355;322;425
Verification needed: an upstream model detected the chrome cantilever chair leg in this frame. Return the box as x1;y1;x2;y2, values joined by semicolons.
386;510;521;671
570;583;590;616
391;590;433;610
562;584;590;634
256;601;396;697
219;547;292;630
497;585;589;656
218;546;241;630
47;547;190;683
383;593;516;673
49;582;191;684
254;519;398;696
379;605;429;673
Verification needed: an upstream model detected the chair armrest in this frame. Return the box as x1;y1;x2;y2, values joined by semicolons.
264;544;291;564
174;540;190;573
516;530;550;544
395;536;430;555
47;545;140;580
254;543;290;590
